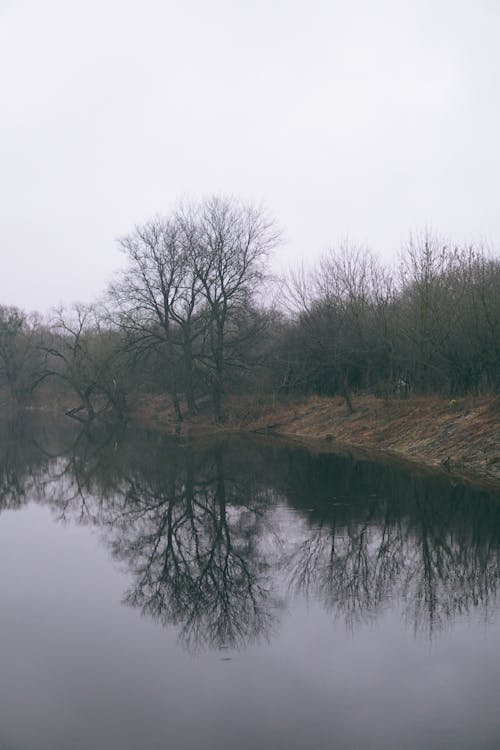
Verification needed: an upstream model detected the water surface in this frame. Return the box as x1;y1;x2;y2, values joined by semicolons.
0;416;499;749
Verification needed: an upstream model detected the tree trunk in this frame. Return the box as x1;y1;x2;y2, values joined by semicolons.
182;333;197;417
212;325;225;422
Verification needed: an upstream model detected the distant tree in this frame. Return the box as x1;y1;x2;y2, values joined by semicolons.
41;305;127;422
0;305;44;405
437;246;500;393
280;243;390;411
395;235;500;394
396;232;454;392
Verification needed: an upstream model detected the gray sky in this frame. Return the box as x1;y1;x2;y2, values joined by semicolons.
1;0;499;312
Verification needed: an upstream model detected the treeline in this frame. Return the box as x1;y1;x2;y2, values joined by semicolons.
1;196;499;422
281;236;500;409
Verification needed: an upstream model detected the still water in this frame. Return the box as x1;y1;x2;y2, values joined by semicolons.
0;416;499;750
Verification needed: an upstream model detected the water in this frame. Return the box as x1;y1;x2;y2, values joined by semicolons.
0;416;499;750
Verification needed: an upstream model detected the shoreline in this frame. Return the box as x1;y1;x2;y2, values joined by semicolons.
8;393;500;492
131;393;500;492
247;394;500;492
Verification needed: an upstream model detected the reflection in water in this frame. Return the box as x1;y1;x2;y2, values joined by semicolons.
1;416;499;649
105;448;280;651
280;451;500;634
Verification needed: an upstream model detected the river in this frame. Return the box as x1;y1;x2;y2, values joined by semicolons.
0;416;499;749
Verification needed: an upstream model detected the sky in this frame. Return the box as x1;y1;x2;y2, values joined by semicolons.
1;0;499;312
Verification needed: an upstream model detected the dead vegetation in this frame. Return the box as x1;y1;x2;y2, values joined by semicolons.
117;392;500;489
243;394;500;488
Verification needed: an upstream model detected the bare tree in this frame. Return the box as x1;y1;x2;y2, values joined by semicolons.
109;197;280;422
192;197;279;420
0;305;45;405
109;216;205;419
280;243;390;412
40;305;127;422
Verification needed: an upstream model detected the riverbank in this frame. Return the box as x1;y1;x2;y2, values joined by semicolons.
247;394;500;490
132;393;500;490
16;390;500;490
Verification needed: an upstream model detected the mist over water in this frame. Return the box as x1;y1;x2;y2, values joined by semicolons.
0;416;499;749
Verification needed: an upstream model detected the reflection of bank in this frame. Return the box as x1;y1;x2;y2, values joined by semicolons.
1;420;499;649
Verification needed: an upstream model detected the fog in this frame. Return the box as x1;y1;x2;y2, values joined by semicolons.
1;0;499;312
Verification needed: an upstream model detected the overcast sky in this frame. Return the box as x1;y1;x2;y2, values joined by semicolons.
1;0;499;312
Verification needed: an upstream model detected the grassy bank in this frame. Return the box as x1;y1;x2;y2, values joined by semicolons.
243;394;500;489
132;393;500;489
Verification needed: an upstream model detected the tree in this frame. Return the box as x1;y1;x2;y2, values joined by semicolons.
41;305;128;422
280;243;390;411
110;196;280;422
110;214;210;419
0;305;44;405
191;197;279;420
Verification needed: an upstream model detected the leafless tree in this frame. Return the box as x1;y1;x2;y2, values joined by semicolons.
109;196;280;421
40;304;127;421
0;305;44;405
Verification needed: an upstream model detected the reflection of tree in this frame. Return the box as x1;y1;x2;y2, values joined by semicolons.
107;449;279;650
283;465;500;636
1;421;499;646
284;503;406;627
404;491;500;634
44;420;129;523
0;415;65;511
39;431;281;651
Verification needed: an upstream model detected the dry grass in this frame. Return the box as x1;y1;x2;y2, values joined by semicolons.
131;391;500;488
245;394;500;488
